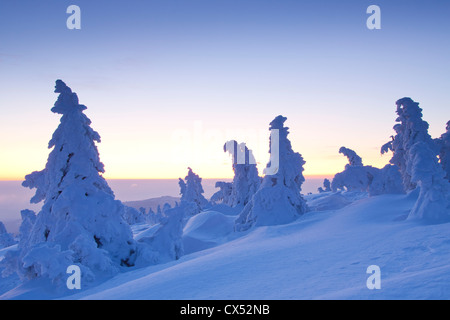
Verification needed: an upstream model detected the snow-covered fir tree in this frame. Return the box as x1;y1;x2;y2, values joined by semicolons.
163;202;172;212
332;147;403;195
135;206;184;266
211;181;233;205
318;178;332;193
436;121;450;182
0;222;16;249
339;147;363;167
402;99;449;222
382;98;449;222
122;206;147;225
382;98;437;191
407;141;450;223
332;147;370;192
368;164;404;196
178;167;209;216
18;209;36;249
235;115;308;231
5;80;137;285
223;140;261;208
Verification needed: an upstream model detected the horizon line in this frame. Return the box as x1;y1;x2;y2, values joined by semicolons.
0;174;335;182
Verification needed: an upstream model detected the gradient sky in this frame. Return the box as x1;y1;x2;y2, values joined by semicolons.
0;0;449;180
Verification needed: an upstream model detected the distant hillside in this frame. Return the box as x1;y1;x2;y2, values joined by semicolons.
124;196;180;212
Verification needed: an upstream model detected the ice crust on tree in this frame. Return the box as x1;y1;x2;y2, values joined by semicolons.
235;115;308;231
5;80;137;285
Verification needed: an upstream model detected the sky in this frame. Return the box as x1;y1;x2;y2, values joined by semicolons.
0;0;449;180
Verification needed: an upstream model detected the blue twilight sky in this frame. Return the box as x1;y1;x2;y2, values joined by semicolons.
0;0;449;179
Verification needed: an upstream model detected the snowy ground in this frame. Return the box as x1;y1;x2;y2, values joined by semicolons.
2;190;450;300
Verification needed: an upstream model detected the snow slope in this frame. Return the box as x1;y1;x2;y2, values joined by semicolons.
2;191;450;300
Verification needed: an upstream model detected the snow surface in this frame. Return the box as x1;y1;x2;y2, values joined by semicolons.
2;190;450;300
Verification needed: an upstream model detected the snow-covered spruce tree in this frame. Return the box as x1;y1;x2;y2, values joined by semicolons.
332;147;403;195
235;116;308;231
436;121;450;182
381;98;438;191
134;206;184;266
178;167;209;216
331;147;370;192
368;164;404;196
339;147;363;167
407;141;450;223
383;98;450;222
211;181;233;205
318;178;332;193
1;210;36;276
223;140;261;208
11;80;136;284
18;210;36;249
143;207;162;225
0;222;16;249
122;205;147;225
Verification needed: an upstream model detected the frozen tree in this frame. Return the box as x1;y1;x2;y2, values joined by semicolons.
382;98;437;191
407;142;450;223
122;206;147;225
211;181;233;205
0;222;16;248
331;166;374;192
383;98;449;222
332;147;403;195
332;147;369;192
339;147;363;167
6;80;136;285
18;210;36;249
436;121;450;181
235;115;308;231
223;140;261;208
318;178;332;193
135;206;184;266
144;207;164;226
178;167;209;216
163;202;172;212
368;165;404;196
323;178;332;192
